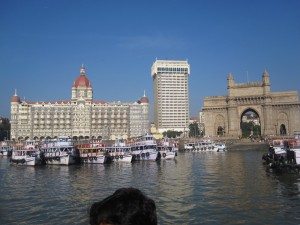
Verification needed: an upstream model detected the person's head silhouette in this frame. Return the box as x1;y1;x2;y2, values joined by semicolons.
89;187;157;225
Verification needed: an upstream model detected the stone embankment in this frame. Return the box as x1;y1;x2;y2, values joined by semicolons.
226;140;269;151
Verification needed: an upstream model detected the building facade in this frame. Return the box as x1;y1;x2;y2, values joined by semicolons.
202;70;300;138
10;65;150;140
151;59;190;133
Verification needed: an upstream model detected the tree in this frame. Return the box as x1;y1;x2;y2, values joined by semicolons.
163;130;182;138
0;118;10;141
189;122;200;138
241;121;261;138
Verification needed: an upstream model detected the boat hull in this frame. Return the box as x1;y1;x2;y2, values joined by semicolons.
11;156;42;166
111;154;132;163
159;151;176;160
0;151;12;156
44;155;76;165
80;155;110;164
131;150;158;161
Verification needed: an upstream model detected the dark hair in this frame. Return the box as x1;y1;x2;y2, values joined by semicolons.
89;188;157;225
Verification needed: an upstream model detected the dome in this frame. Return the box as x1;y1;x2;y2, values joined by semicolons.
140;96;149;103
73;65;91;88
140;91;149;103
11;89;20;103
11;95;20;103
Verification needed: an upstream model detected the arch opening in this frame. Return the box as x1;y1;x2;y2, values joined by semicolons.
240;109;261;138
214;114;225;137
280;124;287;135
217;126;224;136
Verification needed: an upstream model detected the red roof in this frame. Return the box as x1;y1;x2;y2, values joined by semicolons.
140;96;149;103
11;95;20;103
73;65;91;88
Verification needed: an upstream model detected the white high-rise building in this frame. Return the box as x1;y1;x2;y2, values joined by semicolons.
151;59;190;133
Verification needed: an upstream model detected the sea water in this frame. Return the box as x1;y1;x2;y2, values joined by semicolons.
1;149;300;224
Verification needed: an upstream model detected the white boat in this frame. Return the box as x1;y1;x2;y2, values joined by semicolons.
293;148;300;164
0;141;12;156
156;138;178;160
128;134;158;161
106;139;133;163
11;140;42;166
263;139;300;170
214;143;228;152
76;142;111;164
41;136;77;165
184;139;226;152
183;142;196;151
197;140;217;152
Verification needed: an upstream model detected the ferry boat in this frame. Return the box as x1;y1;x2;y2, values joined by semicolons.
76;141;111;164
196;140;219;152
128;134;158;161
214;143;228;152
156;137;178;160
0;141;12;156
262;138;300;173
184;139;221;152
106;139;133;163
183;141;196;151
11;139;42;166
41;136;77;165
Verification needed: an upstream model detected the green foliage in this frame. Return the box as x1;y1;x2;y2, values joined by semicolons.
0;118;10;141
241;121;261;138
162;130;182;138
189;123;200;137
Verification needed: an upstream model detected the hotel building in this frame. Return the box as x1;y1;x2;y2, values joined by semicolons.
10;65;150;140
151;59;190;133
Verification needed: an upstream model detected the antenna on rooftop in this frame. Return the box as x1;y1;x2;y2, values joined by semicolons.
246;71;249;83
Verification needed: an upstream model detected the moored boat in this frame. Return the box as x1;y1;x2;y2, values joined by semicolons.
10;140;42;166
262;138;300;173
41;136;77;165
214;143;228;152
128;134;158;161
106;139;132;163
156;137;178;160
0;141;12;156
76;142;111;164
183;141;196;151
184;139;220;152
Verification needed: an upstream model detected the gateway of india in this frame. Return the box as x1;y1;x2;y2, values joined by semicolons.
10;65;150;141
202;70;300;138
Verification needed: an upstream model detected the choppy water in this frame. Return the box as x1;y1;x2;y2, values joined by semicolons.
1;149;300;225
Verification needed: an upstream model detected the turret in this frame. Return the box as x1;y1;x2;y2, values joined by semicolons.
227;73;234;88
262;69;270;95
227;73;235;97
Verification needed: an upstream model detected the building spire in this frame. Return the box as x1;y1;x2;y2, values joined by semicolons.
144;90;146;97
80;64;85;75
263;69;269;77
14;89;18;96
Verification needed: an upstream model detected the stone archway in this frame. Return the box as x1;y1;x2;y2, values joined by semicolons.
240;108;261;138
214;114;226;136
277;112;289;136
202;70;300;138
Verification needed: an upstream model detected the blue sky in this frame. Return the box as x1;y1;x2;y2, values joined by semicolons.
1;0;300;120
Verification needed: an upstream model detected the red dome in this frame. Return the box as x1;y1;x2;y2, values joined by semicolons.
11;95;20;103
73;65;91;88
140;96;149;103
